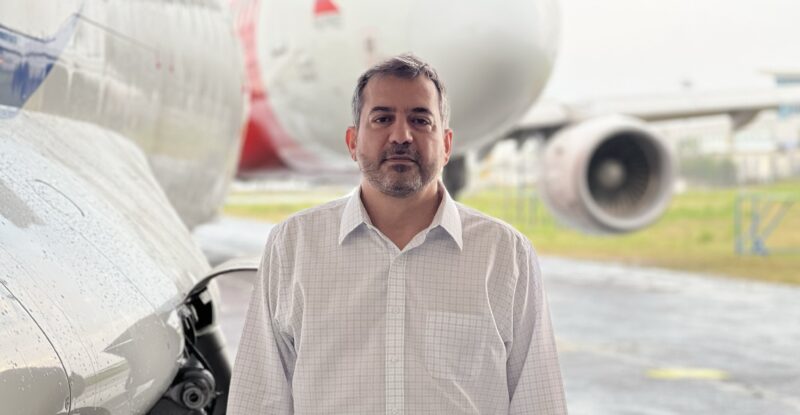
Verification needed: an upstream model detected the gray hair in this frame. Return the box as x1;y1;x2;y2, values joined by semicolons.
351;53;450;128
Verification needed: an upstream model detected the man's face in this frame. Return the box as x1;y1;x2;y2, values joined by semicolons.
346;75;453;198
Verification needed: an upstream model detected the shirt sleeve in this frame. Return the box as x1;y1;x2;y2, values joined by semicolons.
227;226;296;414
507;240;568;414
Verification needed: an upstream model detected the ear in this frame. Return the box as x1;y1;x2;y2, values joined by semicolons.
345;126;358;161
442;128;453;165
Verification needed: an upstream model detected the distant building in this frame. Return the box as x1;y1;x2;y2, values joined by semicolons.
653;110;800;185
764;69;800;119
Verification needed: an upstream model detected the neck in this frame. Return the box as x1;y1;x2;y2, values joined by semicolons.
360;180;442;249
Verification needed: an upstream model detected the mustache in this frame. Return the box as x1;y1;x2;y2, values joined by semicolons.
381;145;420;162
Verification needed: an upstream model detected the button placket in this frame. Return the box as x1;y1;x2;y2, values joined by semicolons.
385;254;406;415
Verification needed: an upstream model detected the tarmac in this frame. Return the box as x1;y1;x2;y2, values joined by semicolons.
213;248;800;414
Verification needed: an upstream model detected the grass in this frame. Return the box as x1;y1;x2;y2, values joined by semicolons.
463;181;800;285
224;181;800;285
224;188;349;223
224;201;321;223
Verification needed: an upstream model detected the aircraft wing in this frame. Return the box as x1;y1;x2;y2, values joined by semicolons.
499;85;800;234
515;85;800;134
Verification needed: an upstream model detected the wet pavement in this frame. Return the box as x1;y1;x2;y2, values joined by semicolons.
215;256;800;414
542;257;800;415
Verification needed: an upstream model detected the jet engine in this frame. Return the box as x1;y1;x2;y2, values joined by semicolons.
539;115;675;234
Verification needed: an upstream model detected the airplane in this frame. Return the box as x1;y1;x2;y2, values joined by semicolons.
1;1;247;414
233;0;800;234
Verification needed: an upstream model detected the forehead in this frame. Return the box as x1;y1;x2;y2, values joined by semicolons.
362;75;439;112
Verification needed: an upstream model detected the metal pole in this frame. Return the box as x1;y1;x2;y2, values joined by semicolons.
734;194;743;255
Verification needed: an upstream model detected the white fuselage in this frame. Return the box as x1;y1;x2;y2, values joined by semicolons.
3;0;246;228
0;1;245;413
238;0;560;172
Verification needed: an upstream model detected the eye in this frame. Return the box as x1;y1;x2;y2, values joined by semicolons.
372;115;393;124
412;117;432;126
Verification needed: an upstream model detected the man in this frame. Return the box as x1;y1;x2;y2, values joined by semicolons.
228;54;567;414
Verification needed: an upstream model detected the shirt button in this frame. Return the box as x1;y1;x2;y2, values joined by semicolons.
389;355;398;363
391;409;399;415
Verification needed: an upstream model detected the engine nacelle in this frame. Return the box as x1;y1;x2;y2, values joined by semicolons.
539;115;675;234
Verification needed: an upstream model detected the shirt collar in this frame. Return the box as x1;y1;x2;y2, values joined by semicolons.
338;186;372;244
338;182;463;250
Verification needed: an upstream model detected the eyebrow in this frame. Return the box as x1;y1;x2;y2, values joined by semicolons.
368;106;394;115
367;106;434;116
410;107;434;117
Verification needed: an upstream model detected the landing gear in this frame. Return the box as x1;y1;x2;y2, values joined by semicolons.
443;156;467;198
151;258;260;415
151;284;231;415
149;355;217;414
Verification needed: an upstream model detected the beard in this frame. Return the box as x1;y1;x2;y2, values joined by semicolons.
357;144;438;198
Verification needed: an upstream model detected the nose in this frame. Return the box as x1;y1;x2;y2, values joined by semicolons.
388;119;413;145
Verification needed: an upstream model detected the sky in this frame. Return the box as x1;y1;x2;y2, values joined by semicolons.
542;0;800;101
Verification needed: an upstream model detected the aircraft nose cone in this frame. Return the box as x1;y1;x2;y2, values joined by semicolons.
407;0;561;151
254;0;560;170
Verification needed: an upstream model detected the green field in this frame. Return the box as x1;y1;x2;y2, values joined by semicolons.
224;181;800;285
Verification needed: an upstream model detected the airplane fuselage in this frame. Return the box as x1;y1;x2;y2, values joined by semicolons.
2;0;246;228
0;1;246;413
236;0;561;173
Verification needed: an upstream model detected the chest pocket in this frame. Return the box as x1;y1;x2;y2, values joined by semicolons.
424;311;489;381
